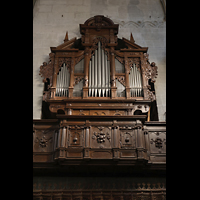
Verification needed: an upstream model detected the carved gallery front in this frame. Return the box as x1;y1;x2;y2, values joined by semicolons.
33;15;166;200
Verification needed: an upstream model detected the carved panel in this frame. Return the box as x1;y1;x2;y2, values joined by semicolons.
68;126;84;147
91;151;112;159
91;126;112;149
33;129;54;152
149;132;166;154
120;129;136;149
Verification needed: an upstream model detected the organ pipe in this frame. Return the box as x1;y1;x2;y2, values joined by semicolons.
89;60;92;97
88;41;111;97
94;49;98;97
129;64;143;97
97;41;102;96
55;63;70;97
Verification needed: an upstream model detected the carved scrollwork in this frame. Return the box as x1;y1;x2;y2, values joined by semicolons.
146;89;156;101
92;36;108;51
142;53;158;83
128;58;140;71
57;58;71;74
39;53;55;84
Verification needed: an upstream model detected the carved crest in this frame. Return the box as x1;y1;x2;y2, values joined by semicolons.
92;126;111;143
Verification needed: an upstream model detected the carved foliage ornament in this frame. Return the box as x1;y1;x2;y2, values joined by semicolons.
39;53;55;84
57;58;71;74
142;53;158;83
92;126;111;143
115;57;141;73
92;36;108;51
150;137;166;149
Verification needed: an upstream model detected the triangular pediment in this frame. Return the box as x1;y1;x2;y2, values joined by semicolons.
122;37;141;49
52;37;77;51
120;37;148;52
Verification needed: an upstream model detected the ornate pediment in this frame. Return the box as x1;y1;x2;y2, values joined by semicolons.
80;15;119;34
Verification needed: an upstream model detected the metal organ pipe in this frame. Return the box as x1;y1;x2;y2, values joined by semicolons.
94;49;98;97
91;55;95;97
89;60;92;97
88;41;111;97
105;53;108;97
129;64;143;97
101;47;105;97
97;41;102;96
55;63;70;97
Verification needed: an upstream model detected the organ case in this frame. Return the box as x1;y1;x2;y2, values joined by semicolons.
36;16;163;165
39;15;158;104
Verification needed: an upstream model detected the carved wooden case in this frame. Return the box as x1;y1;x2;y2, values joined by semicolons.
34;15;164;169
39;15;158;107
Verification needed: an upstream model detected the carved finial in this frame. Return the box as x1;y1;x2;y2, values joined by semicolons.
130;33;135;43
64;31;69;42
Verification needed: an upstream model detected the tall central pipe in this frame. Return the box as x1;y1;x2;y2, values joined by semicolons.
97;41;102;97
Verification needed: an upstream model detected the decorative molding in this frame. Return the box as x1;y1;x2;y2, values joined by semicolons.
160;0;166;20
110;19;165;28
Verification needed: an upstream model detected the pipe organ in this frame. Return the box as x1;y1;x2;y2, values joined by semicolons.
35;16;164;199
89;41;110;97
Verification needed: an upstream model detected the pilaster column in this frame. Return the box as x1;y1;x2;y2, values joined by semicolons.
110;47;117;98
68;57;75;98
136;120;144;159
125;56;131;98
83;47;90;98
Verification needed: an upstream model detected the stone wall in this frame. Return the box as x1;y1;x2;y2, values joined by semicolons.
33;0;166;121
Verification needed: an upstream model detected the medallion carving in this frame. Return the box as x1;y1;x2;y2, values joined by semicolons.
150;137;166;149
91;126;111;148
35;136;53;148
92;126;111;143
